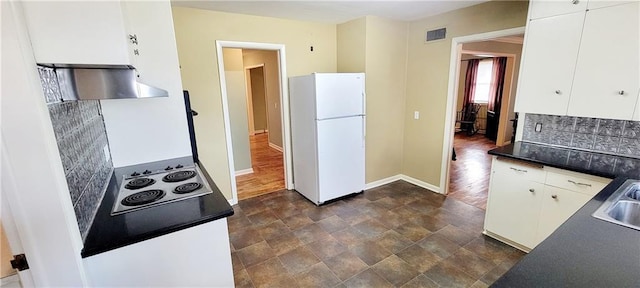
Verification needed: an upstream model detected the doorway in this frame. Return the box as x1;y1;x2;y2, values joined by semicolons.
215;41;292;205
441;28;525;209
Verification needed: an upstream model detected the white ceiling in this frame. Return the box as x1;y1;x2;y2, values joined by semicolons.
171;1;489;24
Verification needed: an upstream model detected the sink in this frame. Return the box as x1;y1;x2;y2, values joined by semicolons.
593;180;640;230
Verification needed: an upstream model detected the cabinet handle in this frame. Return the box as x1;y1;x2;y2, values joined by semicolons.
509;167;528;173
571;0;579;4
618;90;625;95
529;188;535;193
568;180;591;187
551;195;558;199
555;90;562;95
129;34;138;45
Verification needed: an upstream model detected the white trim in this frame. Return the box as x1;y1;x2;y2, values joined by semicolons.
228;199;238;206
365;175;402;190
400;174;442;194
234;168;254;176
245;63;265;70
0;274;20;286
440;27;526;196
215;41;293;206
268;142;283;153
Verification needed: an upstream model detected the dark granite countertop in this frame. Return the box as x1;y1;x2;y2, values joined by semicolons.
81;159;233;258
489;141;640;179
492;177;640;287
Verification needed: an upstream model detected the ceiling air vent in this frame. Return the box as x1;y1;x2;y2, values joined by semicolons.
426;28;446;42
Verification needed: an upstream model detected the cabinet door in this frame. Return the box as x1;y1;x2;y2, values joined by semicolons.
515;13;584;116
485;171;545;249
587;0;635;10
634;91;640;121
536;186;591;244
568;2;640;120
528;0;587;20
21;2;130;65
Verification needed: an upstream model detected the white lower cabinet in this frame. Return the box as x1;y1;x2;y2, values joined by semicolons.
484;157;610;251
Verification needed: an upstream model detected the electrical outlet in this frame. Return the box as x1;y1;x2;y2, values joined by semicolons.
103;145;110;161
414;111;420;120
535;123;542;132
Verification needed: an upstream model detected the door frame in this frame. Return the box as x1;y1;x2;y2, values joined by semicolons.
215;41;292;205
440;27;525;195
244;63;266;135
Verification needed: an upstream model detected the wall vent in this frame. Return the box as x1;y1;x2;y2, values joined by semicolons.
426;28;446;42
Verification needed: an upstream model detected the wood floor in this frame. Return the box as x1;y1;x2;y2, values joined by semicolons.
236;133;285;200
448;133;497;210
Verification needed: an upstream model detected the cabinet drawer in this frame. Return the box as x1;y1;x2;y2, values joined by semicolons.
545;169;609;196
493;157;546;183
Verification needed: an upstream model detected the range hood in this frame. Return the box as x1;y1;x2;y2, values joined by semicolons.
38;64;168;100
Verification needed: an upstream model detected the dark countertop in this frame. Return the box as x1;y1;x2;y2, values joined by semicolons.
81;159;233;258
489;141;640;179
492;177;640;287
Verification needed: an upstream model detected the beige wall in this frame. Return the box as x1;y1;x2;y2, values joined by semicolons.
402;1;528;188
222;48;252;172
337;17;366;72
1;222;16;278
249;67;268;131
243;50;283;148
363;16;408;182
172;7;336;199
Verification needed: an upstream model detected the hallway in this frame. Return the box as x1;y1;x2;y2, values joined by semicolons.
236;133;285;200
448;133;497;210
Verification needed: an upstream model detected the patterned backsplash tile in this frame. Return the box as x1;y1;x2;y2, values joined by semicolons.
523;113;640;159
40;66;113;239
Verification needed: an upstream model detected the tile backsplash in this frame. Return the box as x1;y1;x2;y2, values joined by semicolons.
39;67;113;239
522;113;640;159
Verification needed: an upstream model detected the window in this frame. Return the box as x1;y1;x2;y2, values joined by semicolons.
473;59;493;103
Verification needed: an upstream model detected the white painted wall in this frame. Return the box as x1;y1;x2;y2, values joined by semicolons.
1;2;87;285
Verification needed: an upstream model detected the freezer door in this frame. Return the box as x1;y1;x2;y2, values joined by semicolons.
315;73;364;119
316;116;365;203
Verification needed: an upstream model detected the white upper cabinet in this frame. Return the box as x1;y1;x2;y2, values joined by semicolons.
514;12;585;115
22;1;130;65
528;0;587;20
567;2;640;120
587;0;635;10
634;91;640;121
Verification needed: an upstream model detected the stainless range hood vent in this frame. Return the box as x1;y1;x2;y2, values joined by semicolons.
38;64;168;100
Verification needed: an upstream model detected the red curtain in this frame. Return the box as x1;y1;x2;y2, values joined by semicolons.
488;57;507;112
463;59;479;108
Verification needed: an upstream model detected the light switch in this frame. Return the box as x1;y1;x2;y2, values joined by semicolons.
414;111;420;120
535;123;542;132
103;145;110;161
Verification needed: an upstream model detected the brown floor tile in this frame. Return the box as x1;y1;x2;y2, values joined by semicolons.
255;220;290;240
295;262;341;287
270;204;302;220
410;214;450;232
331;227;371;247
396;244;442;273
353;218;389;238
293;223;332;244
265;232;303;256
480;261;516;284
417;234;462;259
338;211;371;225
303;207;336;221
323;251;368;281
343;269;393;288
359;202;389;218
349;240;393;266
237;241;276;268
372;255;420;286
245;258;291;287
401;274;440;288
238;200;270;216
306;235;348;261
424;261;477;288
247;210;279;226
228;215;253;234
435;224;479;246
470;280;491;288
375;230;414;254
373;196;404;210
373;210;407;229
234;269;254;288
280;213;314;230
278;245;321;275
230;227;264;250
317;215;349;233
231;251;244;273
392;221;433;242
442;248;496;279
463;236;520;265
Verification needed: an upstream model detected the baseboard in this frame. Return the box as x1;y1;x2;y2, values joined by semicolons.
0;274;20;287
399;174;442;194
234;168;254;176
228;198;238;206
268;143;283;153
365;175;403;190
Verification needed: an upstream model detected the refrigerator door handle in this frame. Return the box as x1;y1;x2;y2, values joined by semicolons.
362;116;366;147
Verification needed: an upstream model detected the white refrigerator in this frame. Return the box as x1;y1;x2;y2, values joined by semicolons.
289;73;365;205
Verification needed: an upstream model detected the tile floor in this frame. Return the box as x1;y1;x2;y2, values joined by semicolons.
228;181;525;288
